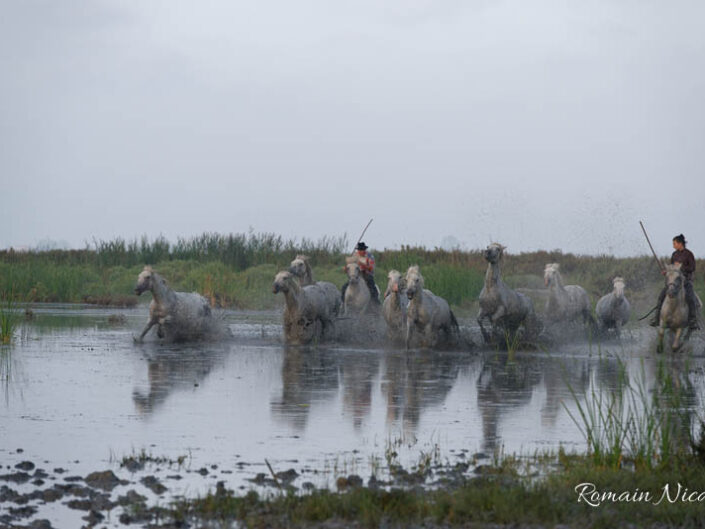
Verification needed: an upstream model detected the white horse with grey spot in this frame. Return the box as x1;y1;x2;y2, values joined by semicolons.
595;276;631;338
544;263;596;332
404;265;459;349
382;269;408;343
657;264;702;353
272;270;341;345
134;266;218;342
477;243;539;345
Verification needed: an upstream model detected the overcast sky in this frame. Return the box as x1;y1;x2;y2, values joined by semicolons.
1;0;703;257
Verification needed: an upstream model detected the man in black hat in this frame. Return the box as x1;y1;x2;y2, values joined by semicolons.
341;241;380;305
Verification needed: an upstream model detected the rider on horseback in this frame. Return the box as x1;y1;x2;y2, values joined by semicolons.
650;234;699;330
341;242;380;305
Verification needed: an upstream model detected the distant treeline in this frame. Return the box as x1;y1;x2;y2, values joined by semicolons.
0;232;694;310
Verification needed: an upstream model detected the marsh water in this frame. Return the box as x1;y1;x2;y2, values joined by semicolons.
2;305;705;527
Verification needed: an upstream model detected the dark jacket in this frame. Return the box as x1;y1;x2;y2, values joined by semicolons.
671;249;696;281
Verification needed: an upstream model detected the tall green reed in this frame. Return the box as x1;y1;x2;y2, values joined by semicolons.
564;356;696;469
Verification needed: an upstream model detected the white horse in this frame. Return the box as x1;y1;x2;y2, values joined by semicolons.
404;265;458;349
272;270;341;345
289;254;314;286
477;243;539;344
134;266;215;342
289;254;340;313
343;259;379;315
595;276;631;337
544;263;595;329
382;270;408;343
657;264;700;353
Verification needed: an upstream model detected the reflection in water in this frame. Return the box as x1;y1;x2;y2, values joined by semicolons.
477;353;542;452
341;351;380;430
382;350;470;439
271;346;339;431
272;346;473;438
8;306;705;490
132;344;225;416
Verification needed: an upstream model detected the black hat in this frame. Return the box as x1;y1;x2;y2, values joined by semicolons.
356;241;368;251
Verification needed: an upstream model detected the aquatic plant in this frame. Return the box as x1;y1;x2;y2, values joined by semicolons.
564;356;696;469
0;291;20;344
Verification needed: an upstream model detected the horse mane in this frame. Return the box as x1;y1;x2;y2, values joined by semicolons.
406;265;424;288
489;242;506;256
545;263;560;273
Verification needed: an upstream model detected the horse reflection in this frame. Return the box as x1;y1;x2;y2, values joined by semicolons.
382;350;471;438
341;354;379;430
476;353;542;452
270;346;339;431
132;345;223;416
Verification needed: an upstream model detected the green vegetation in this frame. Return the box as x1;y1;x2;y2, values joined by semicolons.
1;232;700;314
164;452;705;528
0;291;20;344
565;357;700;471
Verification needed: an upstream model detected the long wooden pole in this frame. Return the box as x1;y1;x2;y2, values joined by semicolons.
352;218;373;253
639;220;666;273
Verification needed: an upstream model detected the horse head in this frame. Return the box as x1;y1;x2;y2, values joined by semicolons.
405;265;424;300
345;261;361;283
665;264;684;299
484;243;506;265
385;270;405;297
544;263;560;287
612;277;625;299
135;266;155;295
272;271;295;294
289;255;311;280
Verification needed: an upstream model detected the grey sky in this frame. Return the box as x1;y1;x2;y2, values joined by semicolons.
2;0;703;257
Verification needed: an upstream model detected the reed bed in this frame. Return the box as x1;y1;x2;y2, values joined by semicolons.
564;356;699;470
1;232;698;312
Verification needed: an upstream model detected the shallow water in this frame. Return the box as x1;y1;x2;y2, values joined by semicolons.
2;305;705;527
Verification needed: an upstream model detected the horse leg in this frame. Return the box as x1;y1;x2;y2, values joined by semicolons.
673;328;683;351
657;325;665;354
477;311;491;345
424;323;434;349
136;318;157;342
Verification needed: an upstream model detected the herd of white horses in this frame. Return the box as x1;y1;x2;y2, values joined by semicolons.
132;244;700;353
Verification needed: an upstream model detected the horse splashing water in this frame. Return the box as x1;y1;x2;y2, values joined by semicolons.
404;265;458;349
382;270;408;344
343;258;379;316
134;266;226;342
595;276;631;338
477;243;539;345
543;263;596;333
272;270;341;345
657;264;700;353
